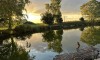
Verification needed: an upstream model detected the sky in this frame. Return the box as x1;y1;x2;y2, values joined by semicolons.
25;0;100;23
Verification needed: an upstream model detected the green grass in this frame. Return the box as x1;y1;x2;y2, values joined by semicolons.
0;27;8;30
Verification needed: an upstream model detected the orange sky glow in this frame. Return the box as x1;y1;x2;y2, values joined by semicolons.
25;0;85;23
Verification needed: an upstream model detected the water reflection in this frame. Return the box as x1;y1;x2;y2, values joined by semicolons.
81;26;100;46
79;26;85;31
42;29;63;53
0;26;100;60
0;36;31;60
15;33;32;40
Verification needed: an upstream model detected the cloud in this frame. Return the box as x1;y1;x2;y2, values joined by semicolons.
26;0;100;14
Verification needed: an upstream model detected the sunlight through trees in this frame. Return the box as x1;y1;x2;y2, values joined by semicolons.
80;0;100;21
0;0;30;30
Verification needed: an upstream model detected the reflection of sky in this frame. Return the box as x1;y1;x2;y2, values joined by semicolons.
29;49;58;60
62;29;88;53
16;29;89;60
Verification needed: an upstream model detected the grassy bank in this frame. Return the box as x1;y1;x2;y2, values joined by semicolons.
0;20;100;36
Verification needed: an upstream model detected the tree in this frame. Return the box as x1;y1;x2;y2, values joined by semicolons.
0;0;30;30
80;0;100;21
41;0;63;25
79;17;85;22
41;12;54;25
50;0;62;23
45;4;50;12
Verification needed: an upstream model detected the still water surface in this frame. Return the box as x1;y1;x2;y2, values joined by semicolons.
1;26;100;60
17;26;100;60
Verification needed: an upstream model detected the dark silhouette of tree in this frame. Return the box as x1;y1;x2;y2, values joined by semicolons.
0;0;30;31
42;29;63;53
41;0;63;25
80;0;100;22
41;12;54;25
79;26;85;31
79;17;85;22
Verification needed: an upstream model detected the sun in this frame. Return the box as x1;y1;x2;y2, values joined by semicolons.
27;13;41;23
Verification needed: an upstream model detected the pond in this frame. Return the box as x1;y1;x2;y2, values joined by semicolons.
0;26;100;60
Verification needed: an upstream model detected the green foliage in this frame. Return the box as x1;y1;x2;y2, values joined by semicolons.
50;0;62;23
14;24;34;33
41;0;63;25
80;0;100;20
41;12;54;25
14;22;43;34
79;17;85;22
0;0;30;29
81;26;100;46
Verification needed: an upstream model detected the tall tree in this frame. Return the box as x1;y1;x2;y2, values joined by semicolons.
0;0;30;30
41;4;54;25
50;0;62;23
41;0;63;25
41;12;54;25
80;0;100;22
45;4;50;12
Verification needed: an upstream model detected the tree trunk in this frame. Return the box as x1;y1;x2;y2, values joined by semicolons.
8;18;12;30
8;17;12;34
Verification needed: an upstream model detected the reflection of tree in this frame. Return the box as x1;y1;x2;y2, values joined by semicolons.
0;32;32;43
15;33;32;40
81;27;100;46
42;30;56;42
42;29;63;53
79;26;85;31
0;36;31;60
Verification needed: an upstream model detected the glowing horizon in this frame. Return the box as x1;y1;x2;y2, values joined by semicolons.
26;13;41;23
26;12;82;23
25;0;85;23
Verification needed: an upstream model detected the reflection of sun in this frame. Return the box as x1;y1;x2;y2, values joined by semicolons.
27;13;41;23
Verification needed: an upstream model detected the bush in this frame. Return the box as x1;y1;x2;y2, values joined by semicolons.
41;12;54;25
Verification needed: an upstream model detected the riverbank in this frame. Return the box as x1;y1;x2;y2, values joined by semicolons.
53;47;100;60
0;20;100;38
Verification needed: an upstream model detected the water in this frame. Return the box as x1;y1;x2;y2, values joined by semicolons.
28;29;83;60
0;26;100;60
